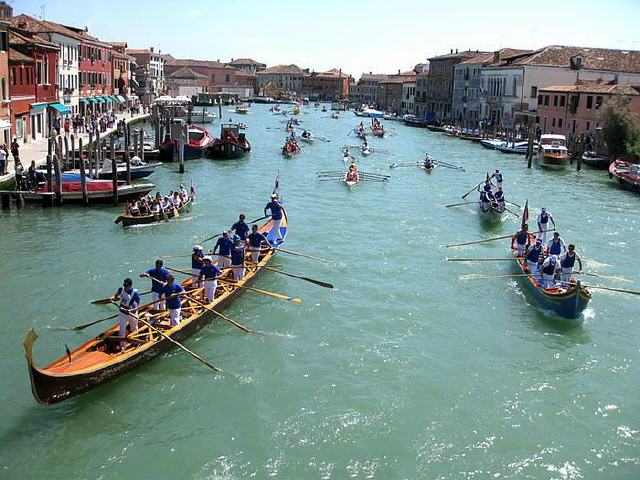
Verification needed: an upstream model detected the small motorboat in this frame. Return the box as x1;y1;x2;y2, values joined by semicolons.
537;134;569;169
480;138;504;150
609;159;640;193
581;151;609;169
205;123;251;160
331;112;339;119
93;157;161;180
159;124;213;161
354;107;384;118
360;145;371;156
403;115;429;127
494;141;531;155
235;105;249;114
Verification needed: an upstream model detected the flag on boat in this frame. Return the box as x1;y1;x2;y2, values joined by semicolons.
521;199;529;229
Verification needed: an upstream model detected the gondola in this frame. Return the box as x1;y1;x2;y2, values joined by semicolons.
23;205;288;405
478;201;505;222
115;196;193;227
510;237;591;319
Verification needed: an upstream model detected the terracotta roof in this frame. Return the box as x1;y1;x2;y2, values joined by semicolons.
257;64;304;75
127;49;152;55
458;48;530;65
380;74;416;84
166;66;208;79
492;45;640;73
235;71;256;78
106;41;127;48
9;47;34;63
165;57;226;68
428;50;479;61
228;58;265;66
539;82;640;95
358;73;389;82
9;27;59;50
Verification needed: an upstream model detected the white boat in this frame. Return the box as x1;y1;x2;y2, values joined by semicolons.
189;110;217;124
354;107;384;118
537;134;569;169
331;112;339;119
360;145;371;156
300;133;315;144
480;138;504;150
154;96;216;123
495;141;531;154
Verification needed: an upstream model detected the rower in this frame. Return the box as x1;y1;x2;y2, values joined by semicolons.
546;231;567;256
264;193;284;244
512;223;530;256
140;259;169;310
346;163;359;182
494;186;505;206
540;254;561;288
524;237;544;275
559;244;583;282
199;256;221;302
230;235;246;281
247;224;269;263
479;190;490;209
230;213;250;240
424;153;433;168
109;277;140;349
482;179;493;193
494;169;503;186
160;274;184;326
213;231;233;268
191;245;205;287
536;207;556;242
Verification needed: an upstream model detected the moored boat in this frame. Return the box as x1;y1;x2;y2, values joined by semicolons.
354;107;384;118
609;159;640;193
92;157;160;180
581;151;609;169
23;205;288;404
494;141;531;155
116;196;194;227
537;134;569;169
159;124;213;161
204;123;251;160
480;138;504;150
403;115;429;127
235;105;249;114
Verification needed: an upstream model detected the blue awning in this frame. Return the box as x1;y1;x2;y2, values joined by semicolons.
95;96;106;103
30;102;48;111
49;102;72;115
88;97;98;103
116;95;126;103
79;98;89;105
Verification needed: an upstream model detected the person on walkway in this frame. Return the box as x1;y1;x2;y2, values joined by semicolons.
10;138;20;170
512;223;530;257
247;224;269;263
140;259;169;310
536;208;556;242
524;237;544;275
63;116;70;137
230;235;246;281
199;256;221;302
192;245;205;286
27;161;38;190
230;213;250;240
110;277;141;349
546;232;567;256
213;231;234;268
0;143;6;175
559;244;583;282
540;254;561;288
264;193;284;244
160;274;184;326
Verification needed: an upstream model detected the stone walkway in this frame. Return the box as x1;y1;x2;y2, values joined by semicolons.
0;112;150;187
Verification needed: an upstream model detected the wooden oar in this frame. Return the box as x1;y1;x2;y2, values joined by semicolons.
444;229;556;248
462;273;537;280
447;257;520;262
462;174;494;199
261;265;334;289
574;271;630;282
445;201;477;208
274;247;332;264
183;294;257;333
503;206;520;218
558;282;640;296
110;302;222;372
91;290;152;305
200;214;269;243
505;200;522;208
114;216;123;224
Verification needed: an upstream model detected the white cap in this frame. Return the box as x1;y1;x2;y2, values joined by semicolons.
203;256;212;262
193;245;203;250
271;193;278;199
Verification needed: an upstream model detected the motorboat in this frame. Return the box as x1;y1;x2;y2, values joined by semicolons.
537;134;569;169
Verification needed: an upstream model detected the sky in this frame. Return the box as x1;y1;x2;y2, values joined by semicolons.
13;0;640;77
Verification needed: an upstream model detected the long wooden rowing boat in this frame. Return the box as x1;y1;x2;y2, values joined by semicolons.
115;197;193;227
510;237;591;319
478;201;505;222
23;208;288;404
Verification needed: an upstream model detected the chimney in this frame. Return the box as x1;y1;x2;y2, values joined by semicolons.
455;48;458;54
398;69;400;74
84;26;88;32
150;46;154;53
450;49;453;54
493;50;501;64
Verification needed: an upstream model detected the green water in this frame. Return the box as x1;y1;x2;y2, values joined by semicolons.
1;105;638;479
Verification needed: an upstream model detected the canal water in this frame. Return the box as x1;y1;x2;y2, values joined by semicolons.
1;105;638;479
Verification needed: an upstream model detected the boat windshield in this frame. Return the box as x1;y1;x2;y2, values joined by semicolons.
189;131;205;142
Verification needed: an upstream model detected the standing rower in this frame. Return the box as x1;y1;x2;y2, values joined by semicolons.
264;193;284;244
230;214;250;240
191;245;205;287
540;254;561;288
559;244;583;282
546;231;567;256
199;256;221;303
524;237;544;275
512;223;530;257
160;274;184;326
494;169;503;187
110;277;141;349
140;259;169;310
213;231;233;268
230;235;246;281
247;224;269;263
536;207;556;242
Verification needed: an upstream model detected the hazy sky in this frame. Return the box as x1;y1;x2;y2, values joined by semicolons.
15;0;640;77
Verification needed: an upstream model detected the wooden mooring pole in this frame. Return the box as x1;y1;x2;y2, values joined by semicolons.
78;137;88;206
110;135;118;205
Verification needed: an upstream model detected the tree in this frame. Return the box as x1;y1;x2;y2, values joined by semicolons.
599;94;640;161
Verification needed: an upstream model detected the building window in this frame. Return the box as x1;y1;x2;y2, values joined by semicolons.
595;96;603;109
553;95;558;106
0;31;7;52
225;74;230;82
558;118;563;128
560;96;565;107
544;95;549;106
586;95;593;109
530;86;537;98
538;94;543;105
552;118;556;127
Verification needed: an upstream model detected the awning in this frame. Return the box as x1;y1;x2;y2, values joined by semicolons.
95;96;106;103
79;98;89;105
115;95;125;104
88;97;98;104
30;102;48;111
48;102;72;115
108;95;118;102
0;119;11;130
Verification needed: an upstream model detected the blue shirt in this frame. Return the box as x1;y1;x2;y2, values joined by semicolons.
200;264;221;280
526;244;542;263
548;239;562;255
231;244;245;265
161;283;184;310
247;231;265;248
264;200;283;220
231;221;250;239
116;287;140;310
146;267;169;293
191;251;204;269
214;237;233;256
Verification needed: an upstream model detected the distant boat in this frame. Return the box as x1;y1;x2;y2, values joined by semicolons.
403;115;429;127
480;138;504;150
537;134;569;169
581;151;609;169
354;107;384;118
235;105;249;114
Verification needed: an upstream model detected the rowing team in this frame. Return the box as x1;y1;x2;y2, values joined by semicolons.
512;222;583;288
478;170;505;208
110;194;285;347
125;184;191;216
346;163;359;182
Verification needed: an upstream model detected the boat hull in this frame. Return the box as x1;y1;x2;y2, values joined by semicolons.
478;202;505;222
538;153;569;169
118;198;193;227
22;184;154;204
205;142;251;160
609;160;640;193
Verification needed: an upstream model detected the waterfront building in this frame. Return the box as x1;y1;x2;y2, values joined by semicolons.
164;57;253;95
256;64;306;96
377;72;416;114
226;58;266;75
8;27;59;143
301;68;351;101
415;71;430;118
10;15;80;117
165;66;208;97
479;45;640;129
537;82;640;143
424;49;478;123
402;79;416;115
127;47;165;105
0;20;9;145
351;73;388;106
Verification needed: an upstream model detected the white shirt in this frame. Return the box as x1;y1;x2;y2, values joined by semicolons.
0;150;6;161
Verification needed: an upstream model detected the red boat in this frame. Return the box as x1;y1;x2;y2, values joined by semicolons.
609;159;640;193
204;123;251;160
159;124;213;161
282;139;300;157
